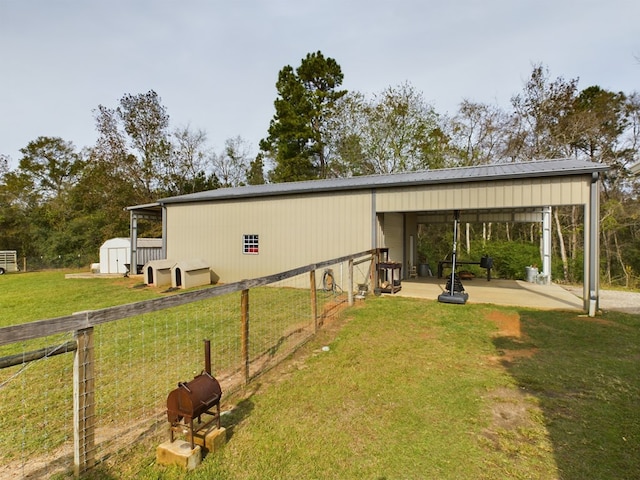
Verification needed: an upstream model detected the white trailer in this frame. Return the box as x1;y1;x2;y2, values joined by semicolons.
0;250;19;274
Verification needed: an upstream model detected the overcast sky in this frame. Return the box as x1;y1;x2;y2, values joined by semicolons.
1;0;638;167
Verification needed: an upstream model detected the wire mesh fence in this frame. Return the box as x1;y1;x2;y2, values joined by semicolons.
0;251;375;478
0;333;76;479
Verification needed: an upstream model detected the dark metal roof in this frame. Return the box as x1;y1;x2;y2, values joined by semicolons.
124;202;162;216
152;158;607;206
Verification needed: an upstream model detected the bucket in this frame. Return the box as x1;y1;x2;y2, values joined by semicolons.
418;263;431;277
525;266;538;283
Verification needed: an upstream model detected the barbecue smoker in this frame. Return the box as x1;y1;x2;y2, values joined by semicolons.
166;340;222;449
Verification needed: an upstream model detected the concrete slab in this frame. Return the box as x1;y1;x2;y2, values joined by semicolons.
192;426;227;453
393;277;584;312
156;440;202;470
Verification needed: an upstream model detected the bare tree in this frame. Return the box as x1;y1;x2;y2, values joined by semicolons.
446;100;511;166
508;64;578;160
93;90;171;200
209;136;252;188
326;83;444;175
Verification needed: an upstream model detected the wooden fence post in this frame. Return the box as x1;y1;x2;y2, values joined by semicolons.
310;270;318;333
240;289;250;384
73;326;95;477
372;250;379;291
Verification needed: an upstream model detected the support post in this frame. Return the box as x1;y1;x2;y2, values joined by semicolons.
74;327;95;477
347;260;354;306
240;289;250;384
588;172;600;316
130;211;138;275
374;249;381;290
541;206;552;284
310;270;318;333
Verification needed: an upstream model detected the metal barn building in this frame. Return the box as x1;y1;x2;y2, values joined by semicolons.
127;158;607;313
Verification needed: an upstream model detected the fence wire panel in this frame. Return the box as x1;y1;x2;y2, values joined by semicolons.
0;251;375;477
91;293;243;463
246;286;315;379
0;334;75;479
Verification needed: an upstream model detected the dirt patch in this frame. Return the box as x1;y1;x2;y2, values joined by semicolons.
481;387;539;450
486;310;537;366
482;313;543;451
318;296;352;327
227;296;359;396
488;348;538;366
486;310;522;338
486;387;532;430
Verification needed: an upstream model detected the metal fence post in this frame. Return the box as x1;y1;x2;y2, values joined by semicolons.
310;270;318;333
74;326;95;476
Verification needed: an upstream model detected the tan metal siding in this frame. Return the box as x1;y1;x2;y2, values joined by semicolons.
166;191;373;283
375;176;591;212
380;213;404;265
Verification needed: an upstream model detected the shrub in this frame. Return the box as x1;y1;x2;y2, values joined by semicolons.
473;240;540;280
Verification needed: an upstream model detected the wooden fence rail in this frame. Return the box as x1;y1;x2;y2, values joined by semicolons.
0;250;376;347
0;249;376;477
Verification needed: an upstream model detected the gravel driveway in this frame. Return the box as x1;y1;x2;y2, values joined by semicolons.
563;286;640;315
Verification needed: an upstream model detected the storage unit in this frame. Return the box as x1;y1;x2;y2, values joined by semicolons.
171;259;211;289
144;259;176;287
99;238;163;274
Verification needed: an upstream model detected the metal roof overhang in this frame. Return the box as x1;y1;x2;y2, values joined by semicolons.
125;202;162;219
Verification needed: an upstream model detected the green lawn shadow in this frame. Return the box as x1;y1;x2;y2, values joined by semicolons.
494;309;640;480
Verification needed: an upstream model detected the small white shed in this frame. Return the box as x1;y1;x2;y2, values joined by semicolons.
99;238;163;274
171;259;211;289
144;259;176;287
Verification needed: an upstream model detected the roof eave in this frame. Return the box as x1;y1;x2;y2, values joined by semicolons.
158;163;608;206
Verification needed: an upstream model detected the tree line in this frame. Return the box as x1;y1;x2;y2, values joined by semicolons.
1;51;638;286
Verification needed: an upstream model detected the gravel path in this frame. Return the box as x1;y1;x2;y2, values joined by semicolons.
562;286;640;315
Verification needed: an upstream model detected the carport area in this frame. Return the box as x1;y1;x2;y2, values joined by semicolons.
374;160;608;315
395;277;584;311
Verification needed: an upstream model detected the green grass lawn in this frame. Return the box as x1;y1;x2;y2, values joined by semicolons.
0;270;166;327
125;298;638;480
1;272;638;479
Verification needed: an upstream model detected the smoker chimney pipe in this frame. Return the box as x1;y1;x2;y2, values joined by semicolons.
204;339;211;375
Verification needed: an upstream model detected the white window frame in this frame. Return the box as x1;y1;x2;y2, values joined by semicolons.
243;234;259;255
